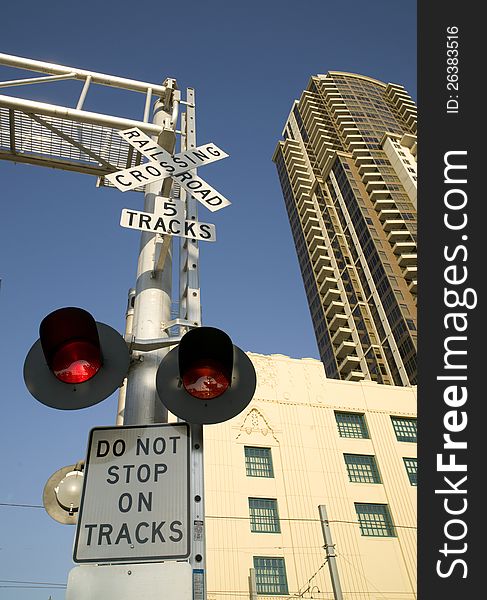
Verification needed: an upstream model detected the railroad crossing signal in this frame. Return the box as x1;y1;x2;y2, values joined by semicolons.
23;307;130;410
155;327;257;424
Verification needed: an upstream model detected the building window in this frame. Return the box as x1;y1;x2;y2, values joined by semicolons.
249;498;281;533
355;503;395;537
335;412;369;439
391;417;417;442
344;454;381;483
245;446;274;478
253;557;288;595
403;458;417;486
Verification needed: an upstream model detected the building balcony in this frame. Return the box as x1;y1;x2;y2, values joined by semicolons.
357;162;377;176
328;312;348;331
322;288;341;306
366;180;387;193
285;151;306;166
354;154;375;166
339;354;361;374
387;229;411;242
374;198;396;210
300;205;316;222
335;340;356;359
336;121;356;133
342;125;359;134
409;279;417;294
313;253;331;273
310;244;328;263
348;139;367;150
308;235;327;253
316;265;335;283
361;170;382;183
392;241;416;255
406;113;417;128
329;106;348;116
398;97;417;110
319;277;339;295
290;171;311;190
331;327;353;346
294;180;312;198
331;109;350;119
305;226;322;244
352;148;372;158
383;219;407;232
398;253;417;268
378;209;401;222
369;189;392;201
296;194;314;211
325;301;346;319
343;130;361;142
328;97;346;107
286;154;307;169
346;370;366;382
402;265;417;280
303;217;321;235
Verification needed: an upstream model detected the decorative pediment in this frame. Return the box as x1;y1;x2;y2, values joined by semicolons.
235;407;279;443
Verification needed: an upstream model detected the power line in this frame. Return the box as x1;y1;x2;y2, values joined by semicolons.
206;514;417;530
0;503;417;531
0;578;66;589
0;502;43;508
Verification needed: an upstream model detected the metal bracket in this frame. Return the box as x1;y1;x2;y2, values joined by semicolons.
152;234;172;276
125;319;198;352
125;335;182;352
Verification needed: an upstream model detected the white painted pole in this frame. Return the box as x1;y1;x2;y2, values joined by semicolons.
122;89;177;425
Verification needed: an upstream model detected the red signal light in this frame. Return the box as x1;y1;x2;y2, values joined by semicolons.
182;359;230;399
156;326;257;424
24;306;130;410
51;340;102;384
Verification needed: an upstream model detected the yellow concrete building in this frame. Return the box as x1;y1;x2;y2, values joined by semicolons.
204;352;417;600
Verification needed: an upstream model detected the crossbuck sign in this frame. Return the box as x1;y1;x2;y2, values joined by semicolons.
106;128;231;212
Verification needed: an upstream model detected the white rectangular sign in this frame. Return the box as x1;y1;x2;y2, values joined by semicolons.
74;423;190;563
120;208;216;242
66;562;192;600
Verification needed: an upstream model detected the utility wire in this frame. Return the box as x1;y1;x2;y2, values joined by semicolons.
0;502;43;508
0;503;417;531
0;580;66;589
206;515;417;530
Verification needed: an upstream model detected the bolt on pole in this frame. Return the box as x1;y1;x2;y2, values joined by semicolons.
123;83;177;426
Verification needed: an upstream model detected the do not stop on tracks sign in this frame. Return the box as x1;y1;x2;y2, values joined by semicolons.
73;423;190;563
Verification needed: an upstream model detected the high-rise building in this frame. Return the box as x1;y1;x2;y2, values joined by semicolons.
205;351;417;600
273;72;417;386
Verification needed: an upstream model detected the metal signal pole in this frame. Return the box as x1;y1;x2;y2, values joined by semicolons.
119;83;207;597
123;82;178;426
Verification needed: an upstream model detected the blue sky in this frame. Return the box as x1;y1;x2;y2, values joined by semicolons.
0;1;416;597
